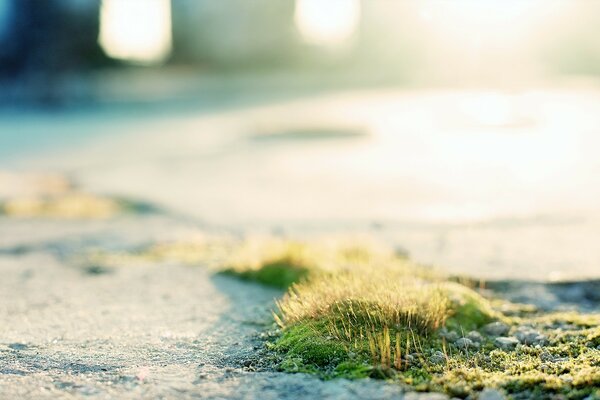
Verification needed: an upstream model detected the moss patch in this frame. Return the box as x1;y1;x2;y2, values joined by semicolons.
444;283;503;331
274;323;347;368
269;300;600;398
65;236;600;399
221;258;310;289
228;240;600;399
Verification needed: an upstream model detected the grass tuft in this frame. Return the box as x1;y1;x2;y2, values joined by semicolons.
67;235;600;399
224;238;600;399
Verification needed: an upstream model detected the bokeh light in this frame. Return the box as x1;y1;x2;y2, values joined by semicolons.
99;0;172;64
294;0;361;45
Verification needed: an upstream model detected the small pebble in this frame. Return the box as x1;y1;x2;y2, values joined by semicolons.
478;388;505;400
483;322;510;337
455;337;479;350
514;326;547;346
467;331;484;343
494;337;519;350
404;392;449;400
429;351;446;365
440;329;459;343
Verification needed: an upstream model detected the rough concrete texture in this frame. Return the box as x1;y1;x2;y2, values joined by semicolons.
0;216;414;399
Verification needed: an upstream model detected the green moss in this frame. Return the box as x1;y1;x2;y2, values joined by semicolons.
586;327;600;347
446;300;493;331
435;336;600;398
278;357;319;374
402;368;434;387
221;258;310;288
266;283;599;399
444;285;500;331
333;361;373;379
215;238;600;398
61;236;600;399
274;323;347;367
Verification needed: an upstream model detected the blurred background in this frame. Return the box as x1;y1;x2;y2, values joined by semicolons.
1;0;600;280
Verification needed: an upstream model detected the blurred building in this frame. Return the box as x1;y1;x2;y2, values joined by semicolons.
171;0;297;67
0;0;367;73
1;0;599;105
0;0;106;74
0;0;107;104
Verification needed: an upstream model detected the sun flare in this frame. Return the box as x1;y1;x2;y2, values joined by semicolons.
418;0;564;44
99;0;172;64
294;0;361;46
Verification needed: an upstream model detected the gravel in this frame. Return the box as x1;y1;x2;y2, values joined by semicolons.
478;388;506;400
439;329;459;343
466;331;484;343
483;322;510;337
494;337;520;351
429;351;446;365
514;327;547;346
454;338;479;350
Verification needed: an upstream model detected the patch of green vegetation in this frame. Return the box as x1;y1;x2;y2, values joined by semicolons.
274;323;347;368
67;236;600;398
587;327;600;347
444;283;502;331
221;258;310;289
333;361;373;379
219;238;440;289
231;240;600;399
268;309;600;398
217;240;318;288
271;320;372;379
436;344;600;399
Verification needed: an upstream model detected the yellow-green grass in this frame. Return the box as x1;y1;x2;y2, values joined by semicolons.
220;237;437;288
221;239;600;399
70;236;599;398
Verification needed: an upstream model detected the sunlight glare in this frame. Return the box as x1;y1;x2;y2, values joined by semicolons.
294;0;361;46
99;0;172;64
418;0;562;43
